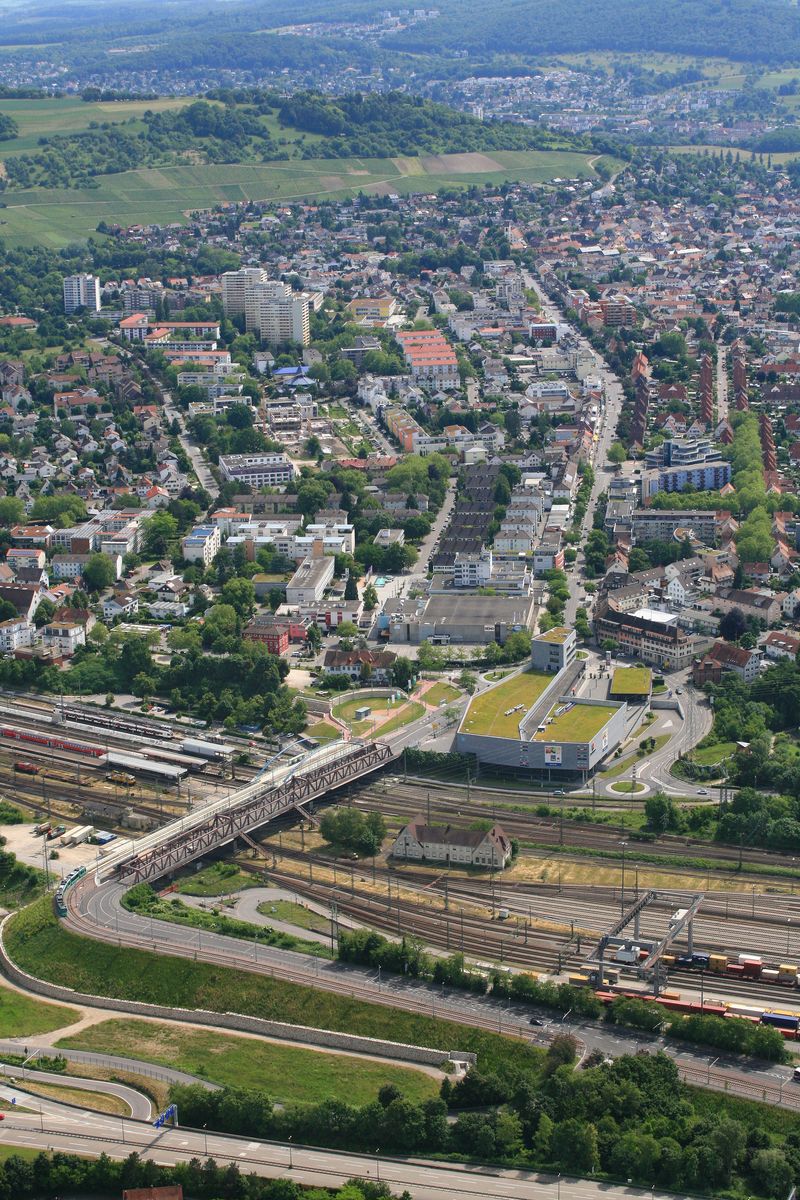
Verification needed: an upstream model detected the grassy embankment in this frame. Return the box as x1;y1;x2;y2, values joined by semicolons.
0;982;78;1038
59;1018;440;1106
6;897;541;1082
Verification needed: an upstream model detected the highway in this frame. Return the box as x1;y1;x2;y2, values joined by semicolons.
0;1089;700;1200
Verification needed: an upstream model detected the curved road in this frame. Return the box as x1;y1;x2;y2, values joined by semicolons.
0;1064;151;1119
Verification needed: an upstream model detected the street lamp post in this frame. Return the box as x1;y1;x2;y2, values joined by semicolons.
288;1135;293;1169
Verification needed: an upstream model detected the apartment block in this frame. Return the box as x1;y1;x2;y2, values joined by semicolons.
63;273;101;314
395;330;460;388
181;525;221;566
218;453;298;488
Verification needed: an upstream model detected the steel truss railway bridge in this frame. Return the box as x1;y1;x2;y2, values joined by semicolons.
97;740;395;885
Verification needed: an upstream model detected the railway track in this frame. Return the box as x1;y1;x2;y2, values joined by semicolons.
245;862;571;972
352;781;800;874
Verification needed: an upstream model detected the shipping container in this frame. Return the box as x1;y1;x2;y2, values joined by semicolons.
762;1013;799;1031
738;953;763;966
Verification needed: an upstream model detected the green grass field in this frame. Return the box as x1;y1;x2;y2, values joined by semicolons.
332;694;424;736
690;741;737;766
305;721;342;745
0;982;77;1038
610;666;652;696
533;702;618;743
0;149;621;247
58;1017;439;1106
423;682;461;706
258;899;330;935
176;862;260;896
6;896;541;1081
462;670;552;739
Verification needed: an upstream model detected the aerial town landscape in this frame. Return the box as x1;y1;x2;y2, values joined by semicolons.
7;1;800;1198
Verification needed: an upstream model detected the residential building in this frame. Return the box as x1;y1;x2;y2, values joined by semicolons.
395;330;460;388
218;453;298;488
453;548;493;589
40;621;86;658
102;592;139;621
181;525;221;566
693;640;761;685
0;617;34;653
594;598;696;669
322;648;396;685
391;817;512;868
63;273;101;314
221;271;311;346
763;630;800;661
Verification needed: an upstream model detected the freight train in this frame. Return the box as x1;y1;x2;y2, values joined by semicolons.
663;950;799;986
566;972;800;1038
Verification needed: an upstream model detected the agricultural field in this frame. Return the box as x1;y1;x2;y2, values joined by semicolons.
0;149;621;248
0;96;193;155
532;701;618;743
462;669;552;739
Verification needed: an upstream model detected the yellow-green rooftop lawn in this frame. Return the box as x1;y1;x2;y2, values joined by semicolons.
610;666;652;696
532;702;618;743
462;669;552;739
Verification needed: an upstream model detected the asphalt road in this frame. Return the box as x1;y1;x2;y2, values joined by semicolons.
0;1090;712;1200
0;1065;151;1119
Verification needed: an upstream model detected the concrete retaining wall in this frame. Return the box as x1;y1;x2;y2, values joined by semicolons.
0;915;475;1069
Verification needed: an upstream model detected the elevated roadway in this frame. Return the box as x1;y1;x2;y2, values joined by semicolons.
97;739;394;884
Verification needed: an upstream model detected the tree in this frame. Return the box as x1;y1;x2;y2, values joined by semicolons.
607;441;627;465
644;791;679;833
221;576;256;620
305;623;322;654
33;598;56;628
750;1148;794;1198
534;1112;554;1162
344;574;359;602
144;511;179;558
417;640;446;671
82;553;116;592
0;496;24;528
362;583;378;611
392;656;415;691
544;1034;578;1076
720;607;747;642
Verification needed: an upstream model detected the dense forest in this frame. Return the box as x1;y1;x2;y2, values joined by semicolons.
4;0;800;76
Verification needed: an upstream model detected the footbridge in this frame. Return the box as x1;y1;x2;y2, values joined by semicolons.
96;739;395;885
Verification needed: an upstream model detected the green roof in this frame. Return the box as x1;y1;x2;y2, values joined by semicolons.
534;626;573;644
610;666;652;697
462;670;552;740
532;701;618;744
